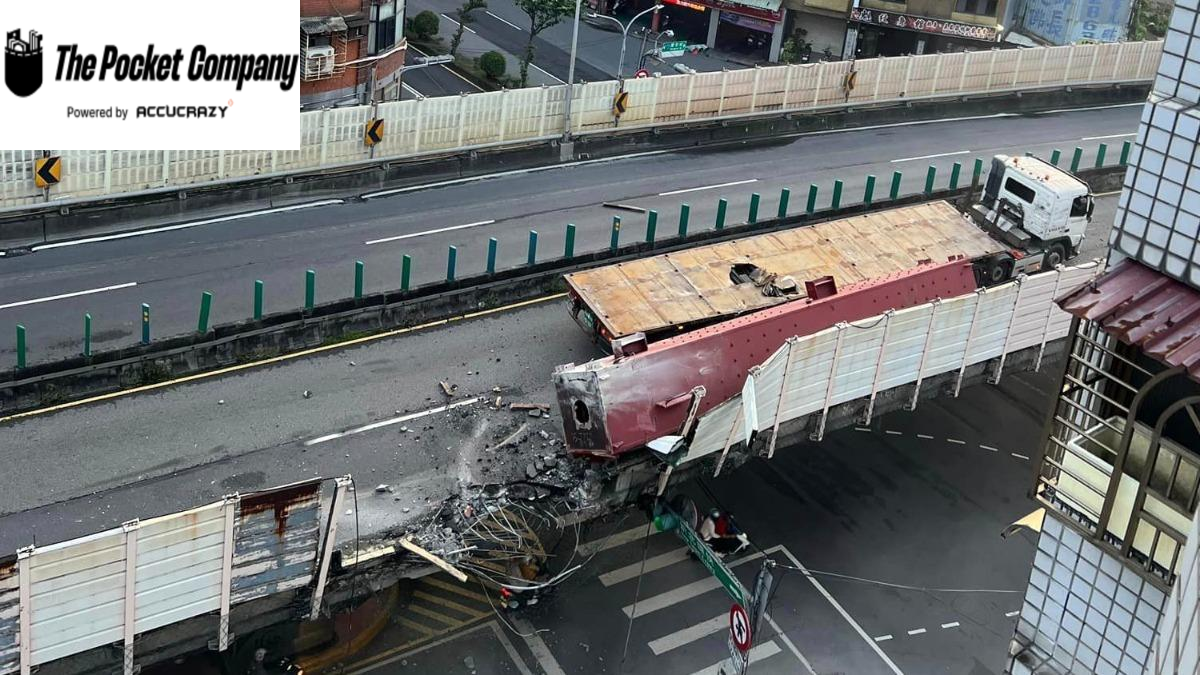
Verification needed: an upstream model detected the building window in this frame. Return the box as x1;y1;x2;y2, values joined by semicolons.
954;0;997;15
374;0;398;53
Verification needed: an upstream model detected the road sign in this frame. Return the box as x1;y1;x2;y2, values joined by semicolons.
730;604;751;653
364;118;385;146
635;68;649;78
677;517;748;606
34;156;60;188
661;41;687;54
612;90;629;117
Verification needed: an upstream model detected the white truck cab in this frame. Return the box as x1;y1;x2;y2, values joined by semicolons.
975;154;1093;276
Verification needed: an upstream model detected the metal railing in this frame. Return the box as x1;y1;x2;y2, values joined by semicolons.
0;41;1161;210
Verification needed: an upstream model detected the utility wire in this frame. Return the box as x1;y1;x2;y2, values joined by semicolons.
619;518;655;671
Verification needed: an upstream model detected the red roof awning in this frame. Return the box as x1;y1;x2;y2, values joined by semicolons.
1058;259;1200;380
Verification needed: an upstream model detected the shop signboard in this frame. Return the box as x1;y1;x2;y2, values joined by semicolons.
1020;0;1128;44
682;0;783;23
849;7;998;42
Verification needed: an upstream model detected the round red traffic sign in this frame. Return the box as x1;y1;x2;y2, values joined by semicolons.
730;604;751;653
635;68;650;78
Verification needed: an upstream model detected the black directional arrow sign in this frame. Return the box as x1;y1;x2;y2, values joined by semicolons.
364;118;385;146
613;90;629;118
35;156;61;188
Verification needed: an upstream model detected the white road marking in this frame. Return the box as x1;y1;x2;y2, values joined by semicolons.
600;547;690;587
578;523;660;557
1093;189;1124;197
907;628;927;636
486;10;523;29
855;427;871;432
623;551;766;618
941;621;960;629
648;613;726;655
917;434;935;440
529;63;565;84
947;438;966;445
890;150;969;163
765;612;817;675
1081;132;1135;140
690;641;781;675
365;219;496;245
1005;610;1020;617
401;82;424;98
30;200;344;252
304;398;481;445
980;444;999;452
874;635;894;642
0;281;138;311
511;617;567;675
659;179;758;196
1011;452;1031;460
440;14;477;33
777;547;905;675
885;430;902;436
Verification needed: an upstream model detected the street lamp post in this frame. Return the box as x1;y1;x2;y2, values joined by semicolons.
589;4;663;80
562;0;584;143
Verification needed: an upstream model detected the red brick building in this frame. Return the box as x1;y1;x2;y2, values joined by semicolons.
300;0;406;109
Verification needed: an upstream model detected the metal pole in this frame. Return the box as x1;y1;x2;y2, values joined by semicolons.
83;313;92;357
562;0;584;140
16;324;26;369
254;280;264;320
354;260;365;299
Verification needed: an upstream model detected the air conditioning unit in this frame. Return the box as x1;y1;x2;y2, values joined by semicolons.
305;45;336;77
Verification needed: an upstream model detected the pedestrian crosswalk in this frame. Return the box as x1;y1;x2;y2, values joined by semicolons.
578;521;811;675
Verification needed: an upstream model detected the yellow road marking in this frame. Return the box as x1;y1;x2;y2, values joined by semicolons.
412;590;489;619
421;576;490;604
344;614;491;673
407;603;461;626
0;293;567;424
397;617;437;636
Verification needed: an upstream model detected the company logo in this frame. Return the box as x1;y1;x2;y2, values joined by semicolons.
5;29;44;97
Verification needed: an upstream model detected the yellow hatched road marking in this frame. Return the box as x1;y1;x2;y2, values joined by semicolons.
421;576;490;604
412;590;490;619
408;603;461;627
397;617;437;636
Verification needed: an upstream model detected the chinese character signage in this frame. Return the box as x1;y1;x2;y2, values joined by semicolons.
1021;0;1130;44
849;8;998;42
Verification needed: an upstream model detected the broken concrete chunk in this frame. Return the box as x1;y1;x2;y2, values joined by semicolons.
526;464;538;479
528;409;542;418
439;381;457;396
538;430;550;440
375;484;390;493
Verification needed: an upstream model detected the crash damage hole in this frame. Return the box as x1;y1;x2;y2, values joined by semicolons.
573;400;591;426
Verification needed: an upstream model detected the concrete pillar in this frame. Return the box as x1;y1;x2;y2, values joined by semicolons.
707;9;720;49
768;10;786;62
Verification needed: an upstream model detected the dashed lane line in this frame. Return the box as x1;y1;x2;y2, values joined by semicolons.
907;628;927;636
874;634;894;642
1006;610;1020;617
947;438;966;445
1011;452;1031;460
917;434;935;440
885;430;903;435
941;621;961;629
980;444;999;452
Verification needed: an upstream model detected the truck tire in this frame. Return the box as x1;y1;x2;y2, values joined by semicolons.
986;258;1011;285
1043;242;1067;270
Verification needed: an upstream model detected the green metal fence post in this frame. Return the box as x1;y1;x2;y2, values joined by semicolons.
678;204;690;237
254;280;264;320
354;260;364;299
1095;143;1107;168
748;193;760;224
864;175;876;207
1070;147;1083;172
401;255;412;291
141;304;150;345
831;180;843;209
949;162;962;190
611;217;621;252
527;231;538;265
305;270;316;310
715;198;727;230
890;171;902;200
806;184;818;214
924;166;936;196
646;210;658;243
198;291;213;334
447;246;457;282
565;224;576;258
83;313;92;358
15;325;25;369
777;188;790;218
1050;149;1062;166
972;158;983;189
487;238;498;274
1120;140;1132;165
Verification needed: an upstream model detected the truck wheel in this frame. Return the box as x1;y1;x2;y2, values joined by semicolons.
1044;243;1067;269
987;259;1011;284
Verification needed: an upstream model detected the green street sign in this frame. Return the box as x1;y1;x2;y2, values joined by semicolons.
678;518;748;606
662;41;687;53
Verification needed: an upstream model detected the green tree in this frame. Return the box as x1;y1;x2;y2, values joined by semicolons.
450;0;488;56
479;50;507;80
1129;0;1171;40
411;10;441;41
513;0;575;86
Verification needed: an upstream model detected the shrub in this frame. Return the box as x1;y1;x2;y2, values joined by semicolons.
411;11;440;40
479;50;507;81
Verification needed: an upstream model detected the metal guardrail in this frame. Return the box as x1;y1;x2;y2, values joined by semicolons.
0;41;1161;210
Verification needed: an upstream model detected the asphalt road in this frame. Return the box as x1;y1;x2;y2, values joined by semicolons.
327;365;1059;675
401;45;485;98
0;105;1137;365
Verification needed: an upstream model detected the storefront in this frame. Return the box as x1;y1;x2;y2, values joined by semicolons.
656;0;786;61
845;7;999;57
